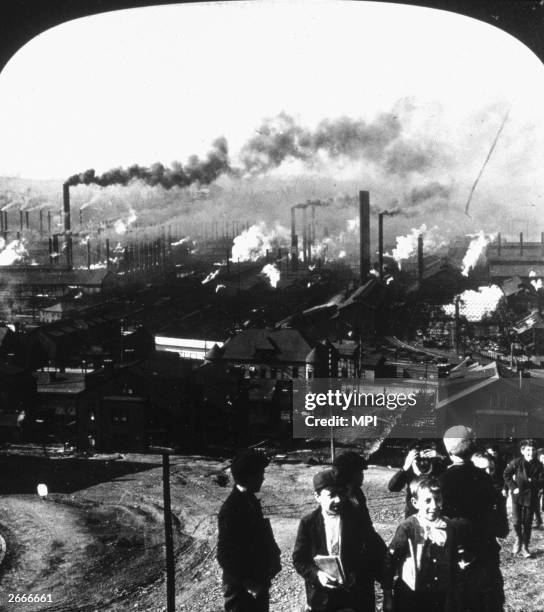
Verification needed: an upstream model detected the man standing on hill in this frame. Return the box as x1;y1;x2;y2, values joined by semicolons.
217;449;281;612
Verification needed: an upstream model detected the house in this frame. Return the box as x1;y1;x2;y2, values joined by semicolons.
437;361;544;438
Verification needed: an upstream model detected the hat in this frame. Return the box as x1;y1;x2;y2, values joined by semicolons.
443;426;475;458
333;451;368;475
313;468;341;492
230;449;269;485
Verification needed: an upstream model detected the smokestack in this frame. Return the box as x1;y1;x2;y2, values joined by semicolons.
310;205;316;265
25;211;29;229
497;232;501;256
106;239;110;270
39;209;43;236
52;234;59;265
87;239;91;269
417;234;424;280
378;213;384;281
359;191;370;282
19;211;23;232
47;210;51;234
3;211;7;232
48;237;53;264
63;183;73;268
79;208;83;229
302;206;308;265
291;206;298;270
520;232;524;256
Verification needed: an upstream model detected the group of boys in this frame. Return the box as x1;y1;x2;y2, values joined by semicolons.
216;429;544;612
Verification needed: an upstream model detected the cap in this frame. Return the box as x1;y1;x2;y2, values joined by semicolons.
313;467;341;492
230;449;269;485
332;451;368;475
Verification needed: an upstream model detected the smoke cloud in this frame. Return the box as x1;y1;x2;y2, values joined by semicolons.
66;137;231;189
240;112;402;174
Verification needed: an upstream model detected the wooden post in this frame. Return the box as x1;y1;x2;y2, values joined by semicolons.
162;453;175;612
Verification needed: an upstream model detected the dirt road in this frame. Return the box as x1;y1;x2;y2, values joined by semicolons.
0;454;543;611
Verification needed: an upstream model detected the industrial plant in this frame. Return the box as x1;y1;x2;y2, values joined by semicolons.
0;177;543;453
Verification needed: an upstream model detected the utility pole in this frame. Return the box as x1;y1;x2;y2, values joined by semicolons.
162;452;176;612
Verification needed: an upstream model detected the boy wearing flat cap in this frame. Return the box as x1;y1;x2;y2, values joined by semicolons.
292;467;385;612
217;449;281;612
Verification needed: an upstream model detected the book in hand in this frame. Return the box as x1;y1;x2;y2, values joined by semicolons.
313;554;346;585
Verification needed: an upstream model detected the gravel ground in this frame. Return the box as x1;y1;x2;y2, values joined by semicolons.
1;453;544;611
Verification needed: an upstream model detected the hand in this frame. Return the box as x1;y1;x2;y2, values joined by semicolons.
317;570;339;589
403;449;418;471
420;448;437;459
244;580;264;598
513;488;520;495
383;589;394;612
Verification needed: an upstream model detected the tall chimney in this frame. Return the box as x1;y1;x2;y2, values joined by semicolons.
417;234;424;280
47;210;51;234
87;239;91;269
378;212;384;280
106;239;110;270
25;211;29;229
39;209;43;235
302;206;308;265
497;232;501;256
520;232;524;256
19;210;23;232
290;206;298;269
3;211;7;231
359;191;370;282
63;183;73;268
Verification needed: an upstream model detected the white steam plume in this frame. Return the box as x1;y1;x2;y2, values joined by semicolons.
231;222;289;262
461;230;494;277
261;263;280;288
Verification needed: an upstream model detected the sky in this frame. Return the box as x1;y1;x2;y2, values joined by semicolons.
0;0;543;182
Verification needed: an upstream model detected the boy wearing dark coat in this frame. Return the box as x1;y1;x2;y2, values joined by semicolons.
292;468;384;612
217;449;281;612
440;426;505;612
504;439;544;557
384;478;470;612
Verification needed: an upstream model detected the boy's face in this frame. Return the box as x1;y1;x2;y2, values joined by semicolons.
314;487;343;516
539;454;544;465
521;445;536;462
413;488;442;522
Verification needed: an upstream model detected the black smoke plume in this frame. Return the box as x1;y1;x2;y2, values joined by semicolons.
240;112;402;174
65;137;231;189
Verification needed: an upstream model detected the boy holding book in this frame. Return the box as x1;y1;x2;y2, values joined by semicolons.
292;468;384;612
383;478;470;612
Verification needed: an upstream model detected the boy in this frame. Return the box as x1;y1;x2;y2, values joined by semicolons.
388;440;447;517
383;478;469;612
217;449;281;612
292;468;384;612
440;426;504;611
504;438;544;557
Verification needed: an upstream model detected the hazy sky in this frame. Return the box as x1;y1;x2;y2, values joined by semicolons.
0;0;543;182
